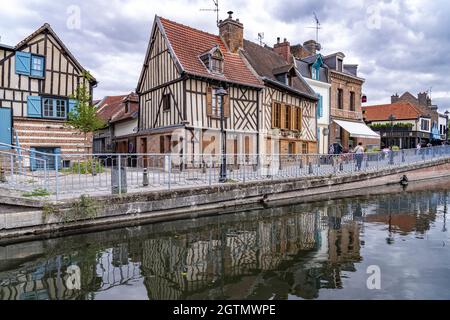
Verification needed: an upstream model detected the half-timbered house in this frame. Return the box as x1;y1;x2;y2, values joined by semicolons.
241;38;318;156
136;14;263;165
136;12;318;164
0;23;96;166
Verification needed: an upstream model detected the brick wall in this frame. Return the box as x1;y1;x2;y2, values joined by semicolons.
13;118;92;155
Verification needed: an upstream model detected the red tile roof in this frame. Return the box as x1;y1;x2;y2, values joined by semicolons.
159;17;262;88
96;93;137;123
362;102;424;121
111;93;139;123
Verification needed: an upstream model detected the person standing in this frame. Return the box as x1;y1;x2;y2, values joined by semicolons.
354;142;365;171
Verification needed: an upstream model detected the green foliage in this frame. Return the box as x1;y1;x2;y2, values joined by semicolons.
67;195;99;222
23;188;51;198
66;73;105;135
370;147;381;152
61;160;104;175
370;123;414;130
392;146;400;151
42;195;99;224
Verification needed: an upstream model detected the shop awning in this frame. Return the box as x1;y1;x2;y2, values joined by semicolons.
333;120;380;139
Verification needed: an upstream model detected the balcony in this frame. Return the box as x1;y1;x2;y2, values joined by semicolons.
331;108;363;121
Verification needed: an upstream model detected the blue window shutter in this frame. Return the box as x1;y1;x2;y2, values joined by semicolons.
317;94;323;118
31;56;45;78
27;96;42;118
15;51;31;76
319;95;323;118
30;148;37;171
69;99;79;116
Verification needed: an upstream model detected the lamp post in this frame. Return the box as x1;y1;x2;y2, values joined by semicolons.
216;86;229;183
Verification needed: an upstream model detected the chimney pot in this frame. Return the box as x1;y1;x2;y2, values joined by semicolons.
219;11;244;53
277;37;280;44
284;38;287;42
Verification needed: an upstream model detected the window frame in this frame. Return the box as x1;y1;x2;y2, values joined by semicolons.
211;88;223;118
284;105;291;130
30;54;45;78
273;102;282;129
162;94;171;112
41;97;68;119
350;91;355;112
337;89;344;110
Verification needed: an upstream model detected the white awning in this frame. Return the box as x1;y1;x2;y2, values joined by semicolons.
333;120;380;139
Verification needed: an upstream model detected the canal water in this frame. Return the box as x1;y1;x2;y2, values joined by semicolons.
1;183;450;300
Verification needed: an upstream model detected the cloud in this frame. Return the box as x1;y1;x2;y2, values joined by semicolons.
0;0;449;112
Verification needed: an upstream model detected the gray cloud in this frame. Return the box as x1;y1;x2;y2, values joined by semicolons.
0;0;449;112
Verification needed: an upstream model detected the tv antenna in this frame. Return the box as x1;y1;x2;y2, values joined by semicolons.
307;12;322;43
257;32;265;46
200;0;220;27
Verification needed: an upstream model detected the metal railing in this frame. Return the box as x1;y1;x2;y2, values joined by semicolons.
1;142;450;200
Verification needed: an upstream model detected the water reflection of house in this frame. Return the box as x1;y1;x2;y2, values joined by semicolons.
364;193;438;235
140;211;320;300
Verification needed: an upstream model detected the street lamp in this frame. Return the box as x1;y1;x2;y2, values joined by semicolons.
216;86;229;183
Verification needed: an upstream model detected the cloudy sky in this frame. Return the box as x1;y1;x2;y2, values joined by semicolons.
1;0;449;112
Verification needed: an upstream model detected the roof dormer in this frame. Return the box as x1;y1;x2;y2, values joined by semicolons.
200;46;224;74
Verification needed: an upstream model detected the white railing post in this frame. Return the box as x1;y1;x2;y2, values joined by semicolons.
118;154;122;195
55;153;60;200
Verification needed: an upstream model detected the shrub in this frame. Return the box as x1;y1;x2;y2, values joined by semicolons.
392;146;400;151
63;160;104;175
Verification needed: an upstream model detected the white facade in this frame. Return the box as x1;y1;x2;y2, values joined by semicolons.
439;114;448;140
305;78;331;154
114;119;138;138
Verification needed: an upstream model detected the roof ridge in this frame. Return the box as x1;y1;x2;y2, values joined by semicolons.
159;16;221;41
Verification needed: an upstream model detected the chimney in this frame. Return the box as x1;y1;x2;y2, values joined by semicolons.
418;92;429;107
219;11;244;53
274;38;291;62
391;93;399;104
303;40;321;56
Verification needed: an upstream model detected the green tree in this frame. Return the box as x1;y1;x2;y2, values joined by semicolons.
66;72;105;153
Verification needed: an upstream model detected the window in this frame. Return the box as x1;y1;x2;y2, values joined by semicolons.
31;55;45;78
210;58;222;73
338;89;344;109
302;142;308;154
421;119;430;131
337;58;343;72
162;94;171;112
41;98;67;119
284;105;291;129
273;103;282;128
56;100;66;118
350;91;355;111
43;98;54;117
288;142;295;155
200;47;224;74
211;89;223;117
293;107;302;131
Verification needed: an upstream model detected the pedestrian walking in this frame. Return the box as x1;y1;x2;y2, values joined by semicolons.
353;142;365;171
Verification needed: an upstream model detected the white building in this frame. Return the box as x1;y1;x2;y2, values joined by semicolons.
296;54;331;154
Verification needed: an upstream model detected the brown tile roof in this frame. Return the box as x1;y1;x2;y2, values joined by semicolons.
159;17;261;88
362;102;424;121
96;93;137;123
111;93;139;123
242;39;316;98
